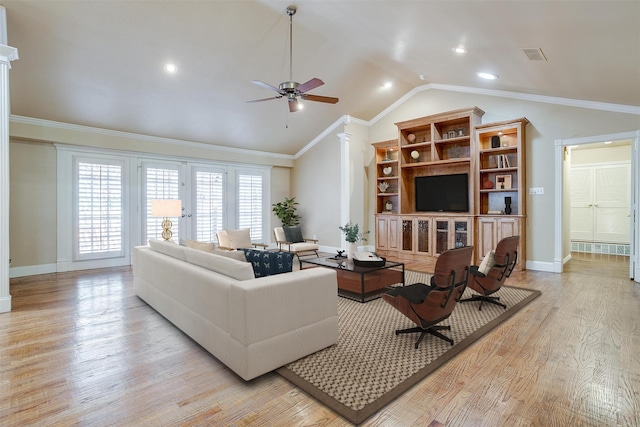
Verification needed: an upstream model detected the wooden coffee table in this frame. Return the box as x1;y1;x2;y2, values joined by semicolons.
303;256;405;303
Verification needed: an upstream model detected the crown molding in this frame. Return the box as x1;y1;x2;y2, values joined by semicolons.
11;81;640;163
9;115;295;161
428;83;640;115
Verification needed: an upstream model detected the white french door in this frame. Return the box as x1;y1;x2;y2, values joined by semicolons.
188;165;227;243
140;160;185;244
139;160;267;245
570;163;631;244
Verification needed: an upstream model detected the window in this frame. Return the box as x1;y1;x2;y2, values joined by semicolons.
74;157;125;260
193;168;225;242
237;172;264;241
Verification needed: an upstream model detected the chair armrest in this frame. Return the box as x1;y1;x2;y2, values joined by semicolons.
469;265;486;278
252;243;268;249
303;238;318;243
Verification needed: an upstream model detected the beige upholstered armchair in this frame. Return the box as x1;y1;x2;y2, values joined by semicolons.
216;228;267;251
273;226;319;267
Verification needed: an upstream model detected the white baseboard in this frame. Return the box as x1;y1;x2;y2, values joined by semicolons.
526;259;562;273
9;263;57;278
0;295;11;312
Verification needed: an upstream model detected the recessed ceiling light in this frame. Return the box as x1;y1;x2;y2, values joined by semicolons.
477;72;498;80
452;47;467;54
419;74;427;81
164;63;178;74
383;81;393;89
604;141;612;144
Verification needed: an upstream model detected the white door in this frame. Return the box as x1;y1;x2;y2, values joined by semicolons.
570;164;630;244
140;161;186;244
188;165;227;243
570;168;593;241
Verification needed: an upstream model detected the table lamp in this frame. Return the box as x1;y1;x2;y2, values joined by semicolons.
151;199;182;241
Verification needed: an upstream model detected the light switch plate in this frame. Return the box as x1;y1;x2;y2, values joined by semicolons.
529;187;544;195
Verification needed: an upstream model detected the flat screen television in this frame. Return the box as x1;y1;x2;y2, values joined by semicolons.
415;173;469;212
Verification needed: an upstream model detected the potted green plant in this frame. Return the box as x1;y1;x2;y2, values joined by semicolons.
339;222;369;259
272;197;301;227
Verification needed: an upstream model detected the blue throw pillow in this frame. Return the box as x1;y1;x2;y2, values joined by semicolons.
283;225;304;243
242;249;294;278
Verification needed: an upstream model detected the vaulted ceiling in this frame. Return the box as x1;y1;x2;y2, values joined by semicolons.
3;0;639;155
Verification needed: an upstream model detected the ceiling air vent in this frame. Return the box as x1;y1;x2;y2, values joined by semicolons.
522;48;547;61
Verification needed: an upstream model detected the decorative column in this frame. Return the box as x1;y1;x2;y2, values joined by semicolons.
338;132;351;251
0;43;18;313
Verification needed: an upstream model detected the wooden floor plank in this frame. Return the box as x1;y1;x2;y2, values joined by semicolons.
0;254;638;426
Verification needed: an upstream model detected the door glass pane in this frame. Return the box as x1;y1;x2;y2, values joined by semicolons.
145;166;181;242
194;169;224;242
237;173;263;241
76;161;123;257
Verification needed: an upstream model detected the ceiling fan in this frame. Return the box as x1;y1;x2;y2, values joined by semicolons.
247;5;339;113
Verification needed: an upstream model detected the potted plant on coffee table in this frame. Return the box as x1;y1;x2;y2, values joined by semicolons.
339;222;369;260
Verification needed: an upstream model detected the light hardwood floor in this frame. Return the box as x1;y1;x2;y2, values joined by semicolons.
1;254;638;426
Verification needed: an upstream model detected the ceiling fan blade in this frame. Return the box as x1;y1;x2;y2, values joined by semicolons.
246;95;283;103
251;80;282;93
302;94;339;104
297;78;324;93
288;98;300;112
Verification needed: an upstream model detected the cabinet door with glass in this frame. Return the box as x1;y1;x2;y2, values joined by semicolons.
400;216;431;255
434;217;472;255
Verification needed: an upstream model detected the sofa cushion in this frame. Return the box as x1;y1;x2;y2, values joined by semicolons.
184;247;254;281
186;239;216;252
283;225;304;243
212;248;247;262
149;239;186;261
242;249;294;278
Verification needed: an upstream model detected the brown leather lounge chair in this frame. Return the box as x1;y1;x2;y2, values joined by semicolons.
382;246;474;348
461;235;519;310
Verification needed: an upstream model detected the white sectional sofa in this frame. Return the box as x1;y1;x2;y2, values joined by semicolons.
132;240;338;381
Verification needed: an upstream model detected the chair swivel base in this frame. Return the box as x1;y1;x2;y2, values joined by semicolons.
395;325;454;348
461;294;506;311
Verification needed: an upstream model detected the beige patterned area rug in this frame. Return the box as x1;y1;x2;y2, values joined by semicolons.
277;270;540;425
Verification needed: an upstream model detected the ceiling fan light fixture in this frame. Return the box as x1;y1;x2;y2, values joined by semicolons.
246;5;339;111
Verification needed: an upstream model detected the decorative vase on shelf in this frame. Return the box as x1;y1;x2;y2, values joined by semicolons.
385;201;393;211
504;196;512;215
407;133;416;143
347;242;358;260
411;150;420;162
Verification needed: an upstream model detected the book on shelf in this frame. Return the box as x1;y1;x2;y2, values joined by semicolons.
498;154;511;168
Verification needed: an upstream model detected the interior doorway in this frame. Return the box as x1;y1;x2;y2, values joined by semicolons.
554;131;638;281
567;141;631;256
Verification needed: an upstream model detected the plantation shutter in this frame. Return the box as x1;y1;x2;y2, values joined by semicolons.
194;169;225;242
76;160;123;257
237;173;263;241
145;167;181;242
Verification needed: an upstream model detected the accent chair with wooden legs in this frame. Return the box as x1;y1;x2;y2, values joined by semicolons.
382;246;473;349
